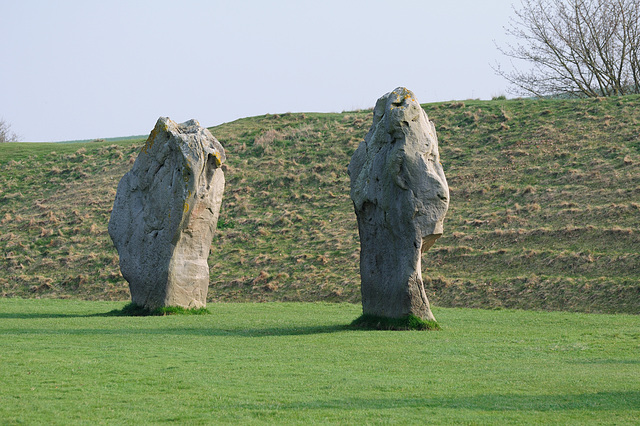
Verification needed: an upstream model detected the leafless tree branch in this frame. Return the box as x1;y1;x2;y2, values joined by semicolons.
495;0;640;97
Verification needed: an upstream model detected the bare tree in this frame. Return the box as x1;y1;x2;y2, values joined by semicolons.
495;0;640;97
0;118;20;143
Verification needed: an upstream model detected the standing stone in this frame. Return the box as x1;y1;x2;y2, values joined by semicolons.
348;88;449;321
108;117;225;310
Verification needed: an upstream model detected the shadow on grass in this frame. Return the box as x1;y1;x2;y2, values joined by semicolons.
1;308;438;336
0;324;352;337
0;313;445;336
234;391;640;412
0;312;117;319
0;305;355;336
0;303;209;319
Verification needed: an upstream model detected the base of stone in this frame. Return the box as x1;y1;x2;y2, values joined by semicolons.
350;314;440;331
106;302;211;317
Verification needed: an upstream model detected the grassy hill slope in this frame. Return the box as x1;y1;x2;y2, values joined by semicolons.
1;96;639;313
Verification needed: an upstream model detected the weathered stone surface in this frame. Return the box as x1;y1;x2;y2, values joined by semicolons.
108;117;225;310
348;87;449;321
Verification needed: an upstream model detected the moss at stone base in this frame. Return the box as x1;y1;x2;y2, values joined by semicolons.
350;314;440;331
107;302;211;316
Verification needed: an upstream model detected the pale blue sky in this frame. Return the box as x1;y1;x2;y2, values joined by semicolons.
1;0;515;142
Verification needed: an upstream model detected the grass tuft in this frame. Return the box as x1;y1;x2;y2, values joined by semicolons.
107;302;211;316
157;305;211;316
350;314;441;331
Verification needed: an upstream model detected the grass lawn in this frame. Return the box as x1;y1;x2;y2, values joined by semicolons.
1;299;638;424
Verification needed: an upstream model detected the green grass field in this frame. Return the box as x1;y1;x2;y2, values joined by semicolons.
1;299;638;424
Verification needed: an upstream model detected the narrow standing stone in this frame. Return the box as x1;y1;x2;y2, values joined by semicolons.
348;88;449;321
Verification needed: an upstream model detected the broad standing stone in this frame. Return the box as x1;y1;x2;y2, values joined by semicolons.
348;88;449;321
108;117;225;310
